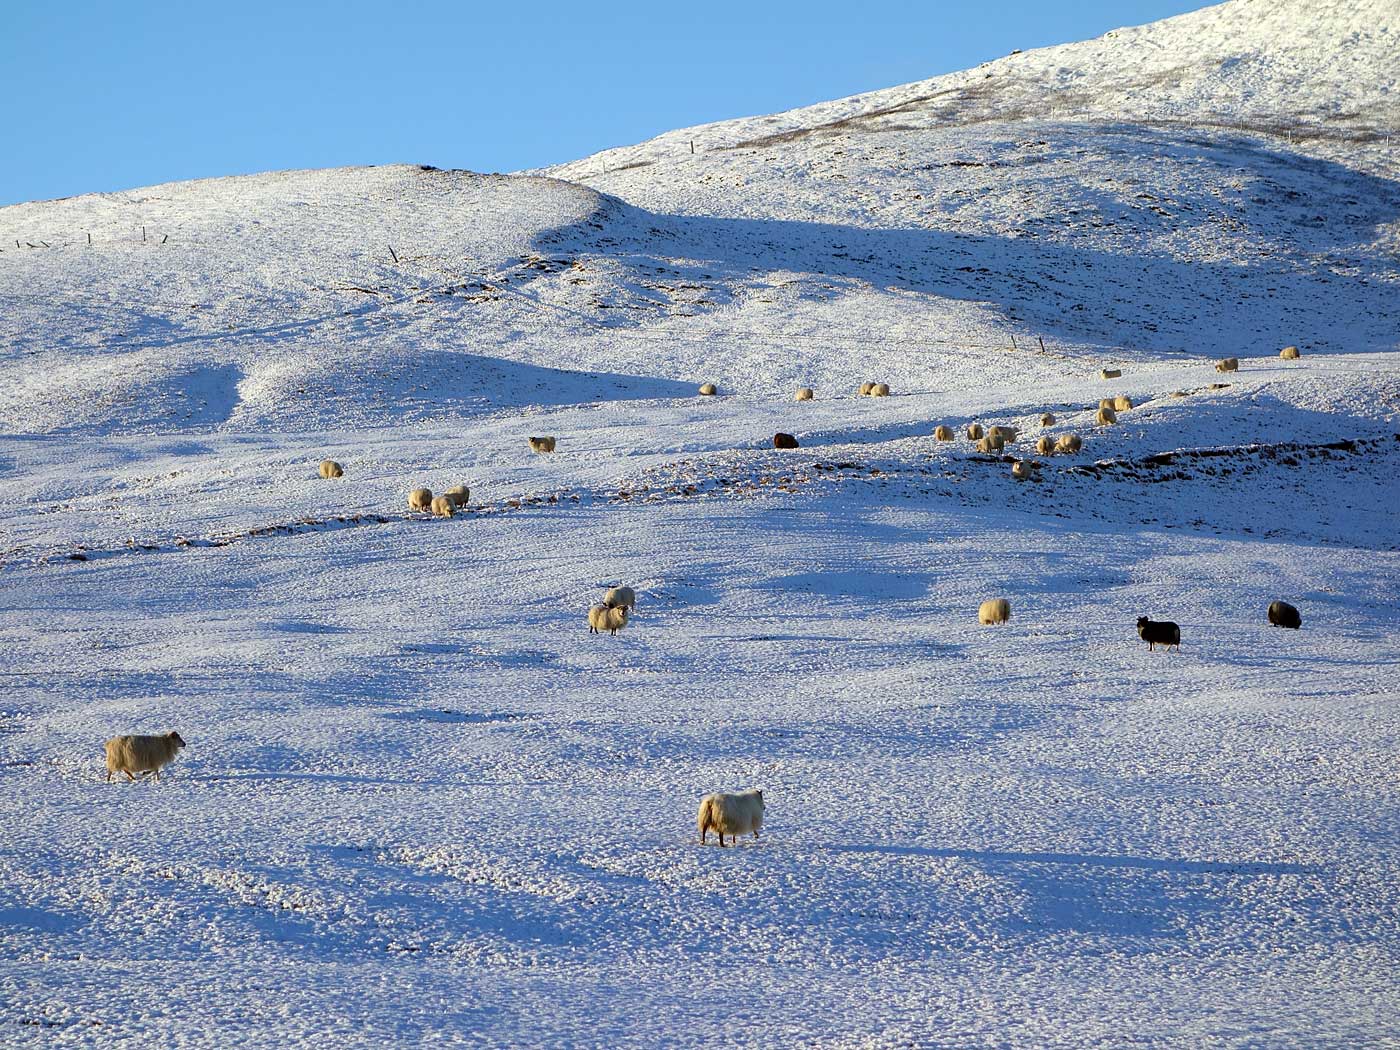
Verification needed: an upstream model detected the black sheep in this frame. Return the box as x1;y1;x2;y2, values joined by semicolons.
1137;616;1181;651
1268;600;1302;629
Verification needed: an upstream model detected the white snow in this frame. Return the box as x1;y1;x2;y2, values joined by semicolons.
2;0;1399;1045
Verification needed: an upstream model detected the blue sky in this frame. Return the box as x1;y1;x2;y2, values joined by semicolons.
4;0;1206;206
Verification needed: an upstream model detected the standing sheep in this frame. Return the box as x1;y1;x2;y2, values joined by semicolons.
870;383;890;397
1099;368;1122;380
1096;406;1118;425
699;383;718;396
1036;435;1054;455
795;387;814;401
104;731;186;783
528;436;558;453
1136;616;1181;651
934;425;954;441
588;604;629;635
1114;395;1134;412
977;434;1004;454
1267;600;1302;629
773;432;800;449
966;423;985;440
859;381;875;396
1216;358;1239;372
979;598;1011;625
697;788;764;846
430;495;455;518
318;460;344;479
1056;433;1083;453
989;426;1018;444
408;488;433;512
443;484;470;508
1280;346;1301;360
604;586;636;611
1040;413;1056;426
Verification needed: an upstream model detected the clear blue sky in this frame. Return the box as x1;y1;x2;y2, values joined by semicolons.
4;0;1207;207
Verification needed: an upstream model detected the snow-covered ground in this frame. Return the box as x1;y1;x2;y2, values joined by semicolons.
2;0;1399;1045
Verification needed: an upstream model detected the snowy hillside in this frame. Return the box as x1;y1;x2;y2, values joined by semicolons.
2;0;1399;1045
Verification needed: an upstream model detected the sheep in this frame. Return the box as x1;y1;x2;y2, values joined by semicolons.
1056;433;1082;453
588;604;629;635
1037;435;1054;455
1114;395;1134;412
697;788;764;846
1098;398;1116;411
859;381;875;396
773;432;800;449
430;495;455;518
443;484;470;508
1096;406;1118;425
1268;600;1302;629
528;436;557;453
1011;460;1033;480
318;459;343;479
604;586;636;611
104;731;186;783
408;488;433;512
966;423;985;440
1040;413;1056;426
795;387;814;401
978;598;1011;625
934;425;954;441
977;435;1004;454
989;426;1018;444
1216;358;1239;372
870;383;890;397
1136;616;1181;651
1099;368;1122;379
1280;345;1301;360
699;383;718;395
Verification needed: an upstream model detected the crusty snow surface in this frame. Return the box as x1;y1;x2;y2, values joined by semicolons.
2;0;1399;1045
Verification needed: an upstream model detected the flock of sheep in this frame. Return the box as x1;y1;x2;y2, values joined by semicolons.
102;353;1311;849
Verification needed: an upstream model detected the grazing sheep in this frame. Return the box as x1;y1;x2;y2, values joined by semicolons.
318;460;343;479
1096;406;1118;425
1100;368;1122;379
1268;600;1302;629
989;426;1018;444
699;383;718;395
966;423;985;440
444;484;470;508
408;488;433;512
1114;395;1134;412
773;432;800;449
528;436;557;453
934;425;954;441
430;495;455;518
697;788;765;846
588;604;629;635
870;383;890;397
1216;358;1239;372
979;598;1011;625
604;586;636;611
1137;616;1181;651
1099;398;1116;411
795;387;814;401
1011;460;1033;480
859;381;875;396
104;731;186;783
1037;435;1054;455
977;435;1004;454
1056;433;1083;453
1040;413;1056;426
1280;345;1301;360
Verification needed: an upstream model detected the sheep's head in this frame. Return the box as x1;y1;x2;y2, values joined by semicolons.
1136;617;1149;629
168;731;187;749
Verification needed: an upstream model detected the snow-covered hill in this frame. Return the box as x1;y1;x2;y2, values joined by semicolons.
2;0;1398;1045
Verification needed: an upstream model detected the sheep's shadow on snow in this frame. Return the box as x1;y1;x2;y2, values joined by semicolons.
536;127;1400;358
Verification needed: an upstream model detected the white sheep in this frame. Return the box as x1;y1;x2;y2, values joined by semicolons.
1280;345;1300;360
870;383;890;397
699;383;718;395
934;425;954;441
105;731;186;782
444;484;470;508
1113;395;1133;412
697;788;765;846
978;598;1011;625
795;387;814;401
1099;368;1122;379
977;434;1004;454
989;426;1018;444
431;495;455;518
1040;413;1056;426
604;585;636;611
859;381;875;396
1011;460;1033;480
1056;433;1083;453
588;604;629;635
318;460;343;479
1216;358;1239;372
528;436;557;453
1096;406;1118;425
966;423;985;440
1098;397;1115;411
408;488;433;512
1036;435;1054;455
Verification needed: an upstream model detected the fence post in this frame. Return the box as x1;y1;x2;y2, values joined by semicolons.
388;245;399;264
1010;334;1018;350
